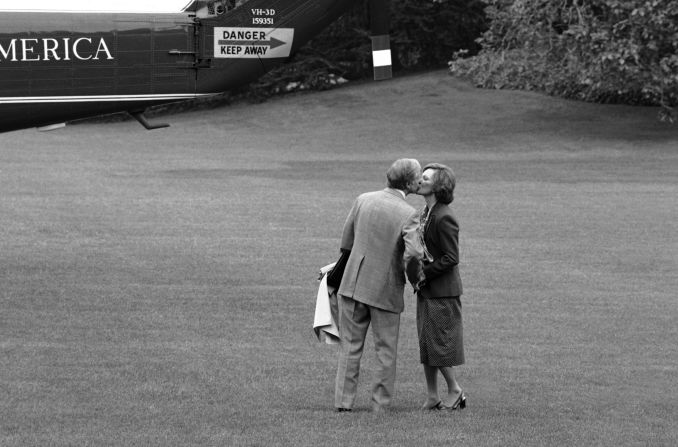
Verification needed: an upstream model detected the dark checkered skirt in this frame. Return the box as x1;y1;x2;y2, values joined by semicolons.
416;295;465;366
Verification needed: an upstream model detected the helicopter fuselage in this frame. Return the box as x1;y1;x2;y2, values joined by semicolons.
0;0;358;132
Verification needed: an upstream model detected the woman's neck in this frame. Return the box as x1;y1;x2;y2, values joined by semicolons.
425;196;437;210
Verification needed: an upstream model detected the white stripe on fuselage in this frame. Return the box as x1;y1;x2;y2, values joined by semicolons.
0;93;215;104
0;0;189;13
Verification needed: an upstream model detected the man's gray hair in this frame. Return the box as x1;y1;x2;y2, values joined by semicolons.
386;158;421;190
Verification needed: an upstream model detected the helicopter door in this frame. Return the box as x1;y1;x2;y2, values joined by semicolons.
151;16;200;92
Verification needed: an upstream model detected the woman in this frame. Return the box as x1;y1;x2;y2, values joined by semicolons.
415;163;466;411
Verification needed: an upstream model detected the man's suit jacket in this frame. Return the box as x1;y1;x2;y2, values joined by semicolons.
420;201;463;298
338;188;423;313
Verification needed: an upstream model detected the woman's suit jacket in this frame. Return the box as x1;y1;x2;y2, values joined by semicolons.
421;201;463;298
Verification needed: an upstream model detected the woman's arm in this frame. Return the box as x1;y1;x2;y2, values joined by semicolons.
423;214;459;281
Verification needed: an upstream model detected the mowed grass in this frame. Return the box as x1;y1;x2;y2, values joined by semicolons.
1;71;676;446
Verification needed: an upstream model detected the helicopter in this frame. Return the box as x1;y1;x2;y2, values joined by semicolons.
0;0;392;133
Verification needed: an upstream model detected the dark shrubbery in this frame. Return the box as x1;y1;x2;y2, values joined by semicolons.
247;0;487;96
449;0;678;121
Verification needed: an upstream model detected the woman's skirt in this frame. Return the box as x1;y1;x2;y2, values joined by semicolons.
416;295;465;366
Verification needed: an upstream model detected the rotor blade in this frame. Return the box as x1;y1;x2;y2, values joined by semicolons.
369;0;392;80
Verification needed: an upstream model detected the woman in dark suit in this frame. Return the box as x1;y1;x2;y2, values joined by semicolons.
415;163;466;411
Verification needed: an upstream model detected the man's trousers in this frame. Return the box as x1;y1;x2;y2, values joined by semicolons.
334;295;401;409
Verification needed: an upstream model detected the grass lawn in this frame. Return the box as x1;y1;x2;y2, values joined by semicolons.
1;70;676;446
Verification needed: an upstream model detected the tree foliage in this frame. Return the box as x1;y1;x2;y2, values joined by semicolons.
449;0;678;121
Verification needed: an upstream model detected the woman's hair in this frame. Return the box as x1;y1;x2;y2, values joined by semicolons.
386;158;421;191
423;163;456;204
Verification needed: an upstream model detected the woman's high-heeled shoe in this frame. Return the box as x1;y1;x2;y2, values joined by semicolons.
456;393;466;410
441;391;466;411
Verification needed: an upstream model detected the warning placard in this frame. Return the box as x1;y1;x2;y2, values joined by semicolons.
214;27;294;59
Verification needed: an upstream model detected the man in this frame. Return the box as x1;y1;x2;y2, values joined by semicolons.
335;158;424;413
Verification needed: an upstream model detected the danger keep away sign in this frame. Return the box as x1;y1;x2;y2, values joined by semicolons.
214;28;294;58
